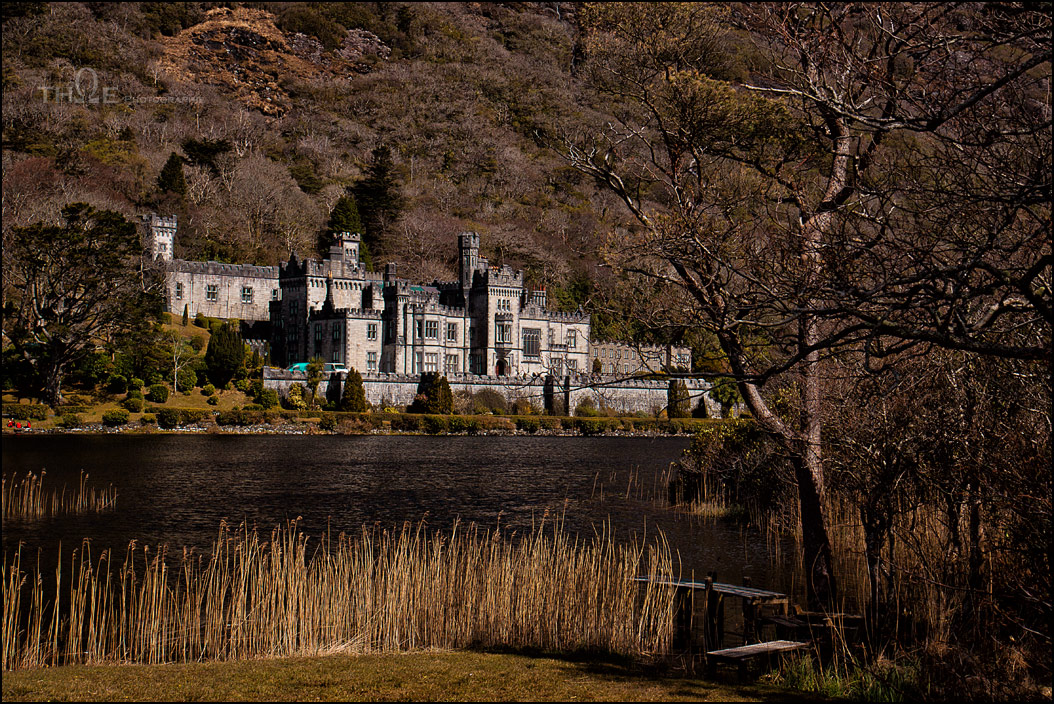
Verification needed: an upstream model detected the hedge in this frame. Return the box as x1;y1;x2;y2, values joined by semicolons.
3;404;48;420
102;409;130;426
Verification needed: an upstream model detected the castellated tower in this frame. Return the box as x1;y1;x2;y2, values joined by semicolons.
143;213;177;261
458;232;483;290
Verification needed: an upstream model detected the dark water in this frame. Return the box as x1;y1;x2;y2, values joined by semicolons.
2;434;796;593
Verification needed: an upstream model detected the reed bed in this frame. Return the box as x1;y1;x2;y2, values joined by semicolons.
2;519;677;670
2;471;117;520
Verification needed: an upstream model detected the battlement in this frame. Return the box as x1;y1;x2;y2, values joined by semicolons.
169;259;279;278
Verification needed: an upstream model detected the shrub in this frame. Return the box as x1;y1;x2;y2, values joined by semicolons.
235;378;250;392
318;414;338;432
127;389;144;400
106;374;128;394
248;379;264;400
56;405;89;415
391;414;422;432
147;384;170;403
421;414;448;434
140;413;156;425
129;377;144;391
207;395;219;405
3;404;49;420
216;410;250;426
259;388;280;409
538;416;562;431
157;408;181;429
121;397;144;413
340;368;368;412
472;388;507;415
574;397;600;417
194;312;207;328
180;409;211;424
516;416;541;433
58;413;82;428
283;384;307;410
177;368;197;392
201;383;216;397
102;409;129;426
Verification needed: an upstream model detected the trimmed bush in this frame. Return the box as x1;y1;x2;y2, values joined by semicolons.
129;377;144;391
258;388;280;409
121;397;145;413
157;408;181;429
318;414;338;432
201;383;216;396
516;416;541;433
206;395;219;405
102;409;130;427
58;413;82;428
3;404;49;420
421;414;448;434
140;413;156;425
147;384;170;403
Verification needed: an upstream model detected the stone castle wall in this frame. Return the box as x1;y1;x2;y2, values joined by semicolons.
263;368;716;416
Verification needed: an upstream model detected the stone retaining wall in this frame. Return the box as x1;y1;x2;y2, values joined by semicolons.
263;368;717;416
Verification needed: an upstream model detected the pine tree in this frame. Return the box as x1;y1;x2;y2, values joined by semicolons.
319;194;363;255
157;152;187;196
352;145;403;256
340;368;368;412
182;304;189;327
204;322;244;388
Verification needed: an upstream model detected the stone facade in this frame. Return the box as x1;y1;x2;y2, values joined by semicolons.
144;213;279;323
145;214;703;408
590;341;692;376
270;232;592;380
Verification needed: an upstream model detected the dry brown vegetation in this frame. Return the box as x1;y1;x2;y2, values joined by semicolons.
2;471;116;520
2;519;676;671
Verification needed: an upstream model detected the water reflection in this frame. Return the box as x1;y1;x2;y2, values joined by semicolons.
2;434;796;593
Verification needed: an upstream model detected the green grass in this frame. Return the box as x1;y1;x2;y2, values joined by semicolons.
1;650;824;702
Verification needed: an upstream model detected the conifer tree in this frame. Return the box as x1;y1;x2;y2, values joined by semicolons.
340;367;368;412
182;304;189;327
352;145;403;259
156;152;187;196
319;194;363;255
204;322;244;388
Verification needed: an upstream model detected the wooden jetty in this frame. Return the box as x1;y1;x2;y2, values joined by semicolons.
634;574;812;681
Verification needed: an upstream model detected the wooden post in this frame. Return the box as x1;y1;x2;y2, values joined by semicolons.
674;585;692;651
743;576;757;644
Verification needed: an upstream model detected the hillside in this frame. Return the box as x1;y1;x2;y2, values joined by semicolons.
1;2;620;302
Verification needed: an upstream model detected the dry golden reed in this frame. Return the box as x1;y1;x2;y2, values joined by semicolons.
2;519;676;670
2;471;117;520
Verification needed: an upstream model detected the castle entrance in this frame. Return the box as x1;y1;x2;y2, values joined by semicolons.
495;359;508;376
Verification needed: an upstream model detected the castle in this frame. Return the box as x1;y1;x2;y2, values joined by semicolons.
144;214;691;383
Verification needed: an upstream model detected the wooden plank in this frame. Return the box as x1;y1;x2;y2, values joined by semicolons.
707;640;809;661
633;576;788;600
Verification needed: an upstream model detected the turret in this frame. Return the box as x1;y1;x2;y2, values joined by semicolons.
143;213;177;261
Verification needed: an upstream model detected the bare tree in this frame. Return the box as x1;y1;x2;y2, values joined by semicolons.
562;3;1051;608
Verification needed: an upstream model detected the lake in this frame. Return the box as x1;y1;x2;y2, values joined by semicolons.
2;434;796;593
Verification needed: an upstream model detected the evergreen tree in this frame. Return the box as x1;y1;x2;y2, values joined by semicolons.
156;152;187;196
319;194;363;255
340;368;368;412
204;322;244;388
352;145;403;257
305;356;325;406
182;304;189;327
410;372;453;414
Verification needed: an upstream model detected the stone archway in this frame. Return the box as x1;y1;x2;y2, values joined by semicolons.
496;359;508;376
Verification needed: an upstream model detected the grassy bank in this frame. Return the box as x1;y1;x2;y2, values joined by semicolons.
1;650;818;702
